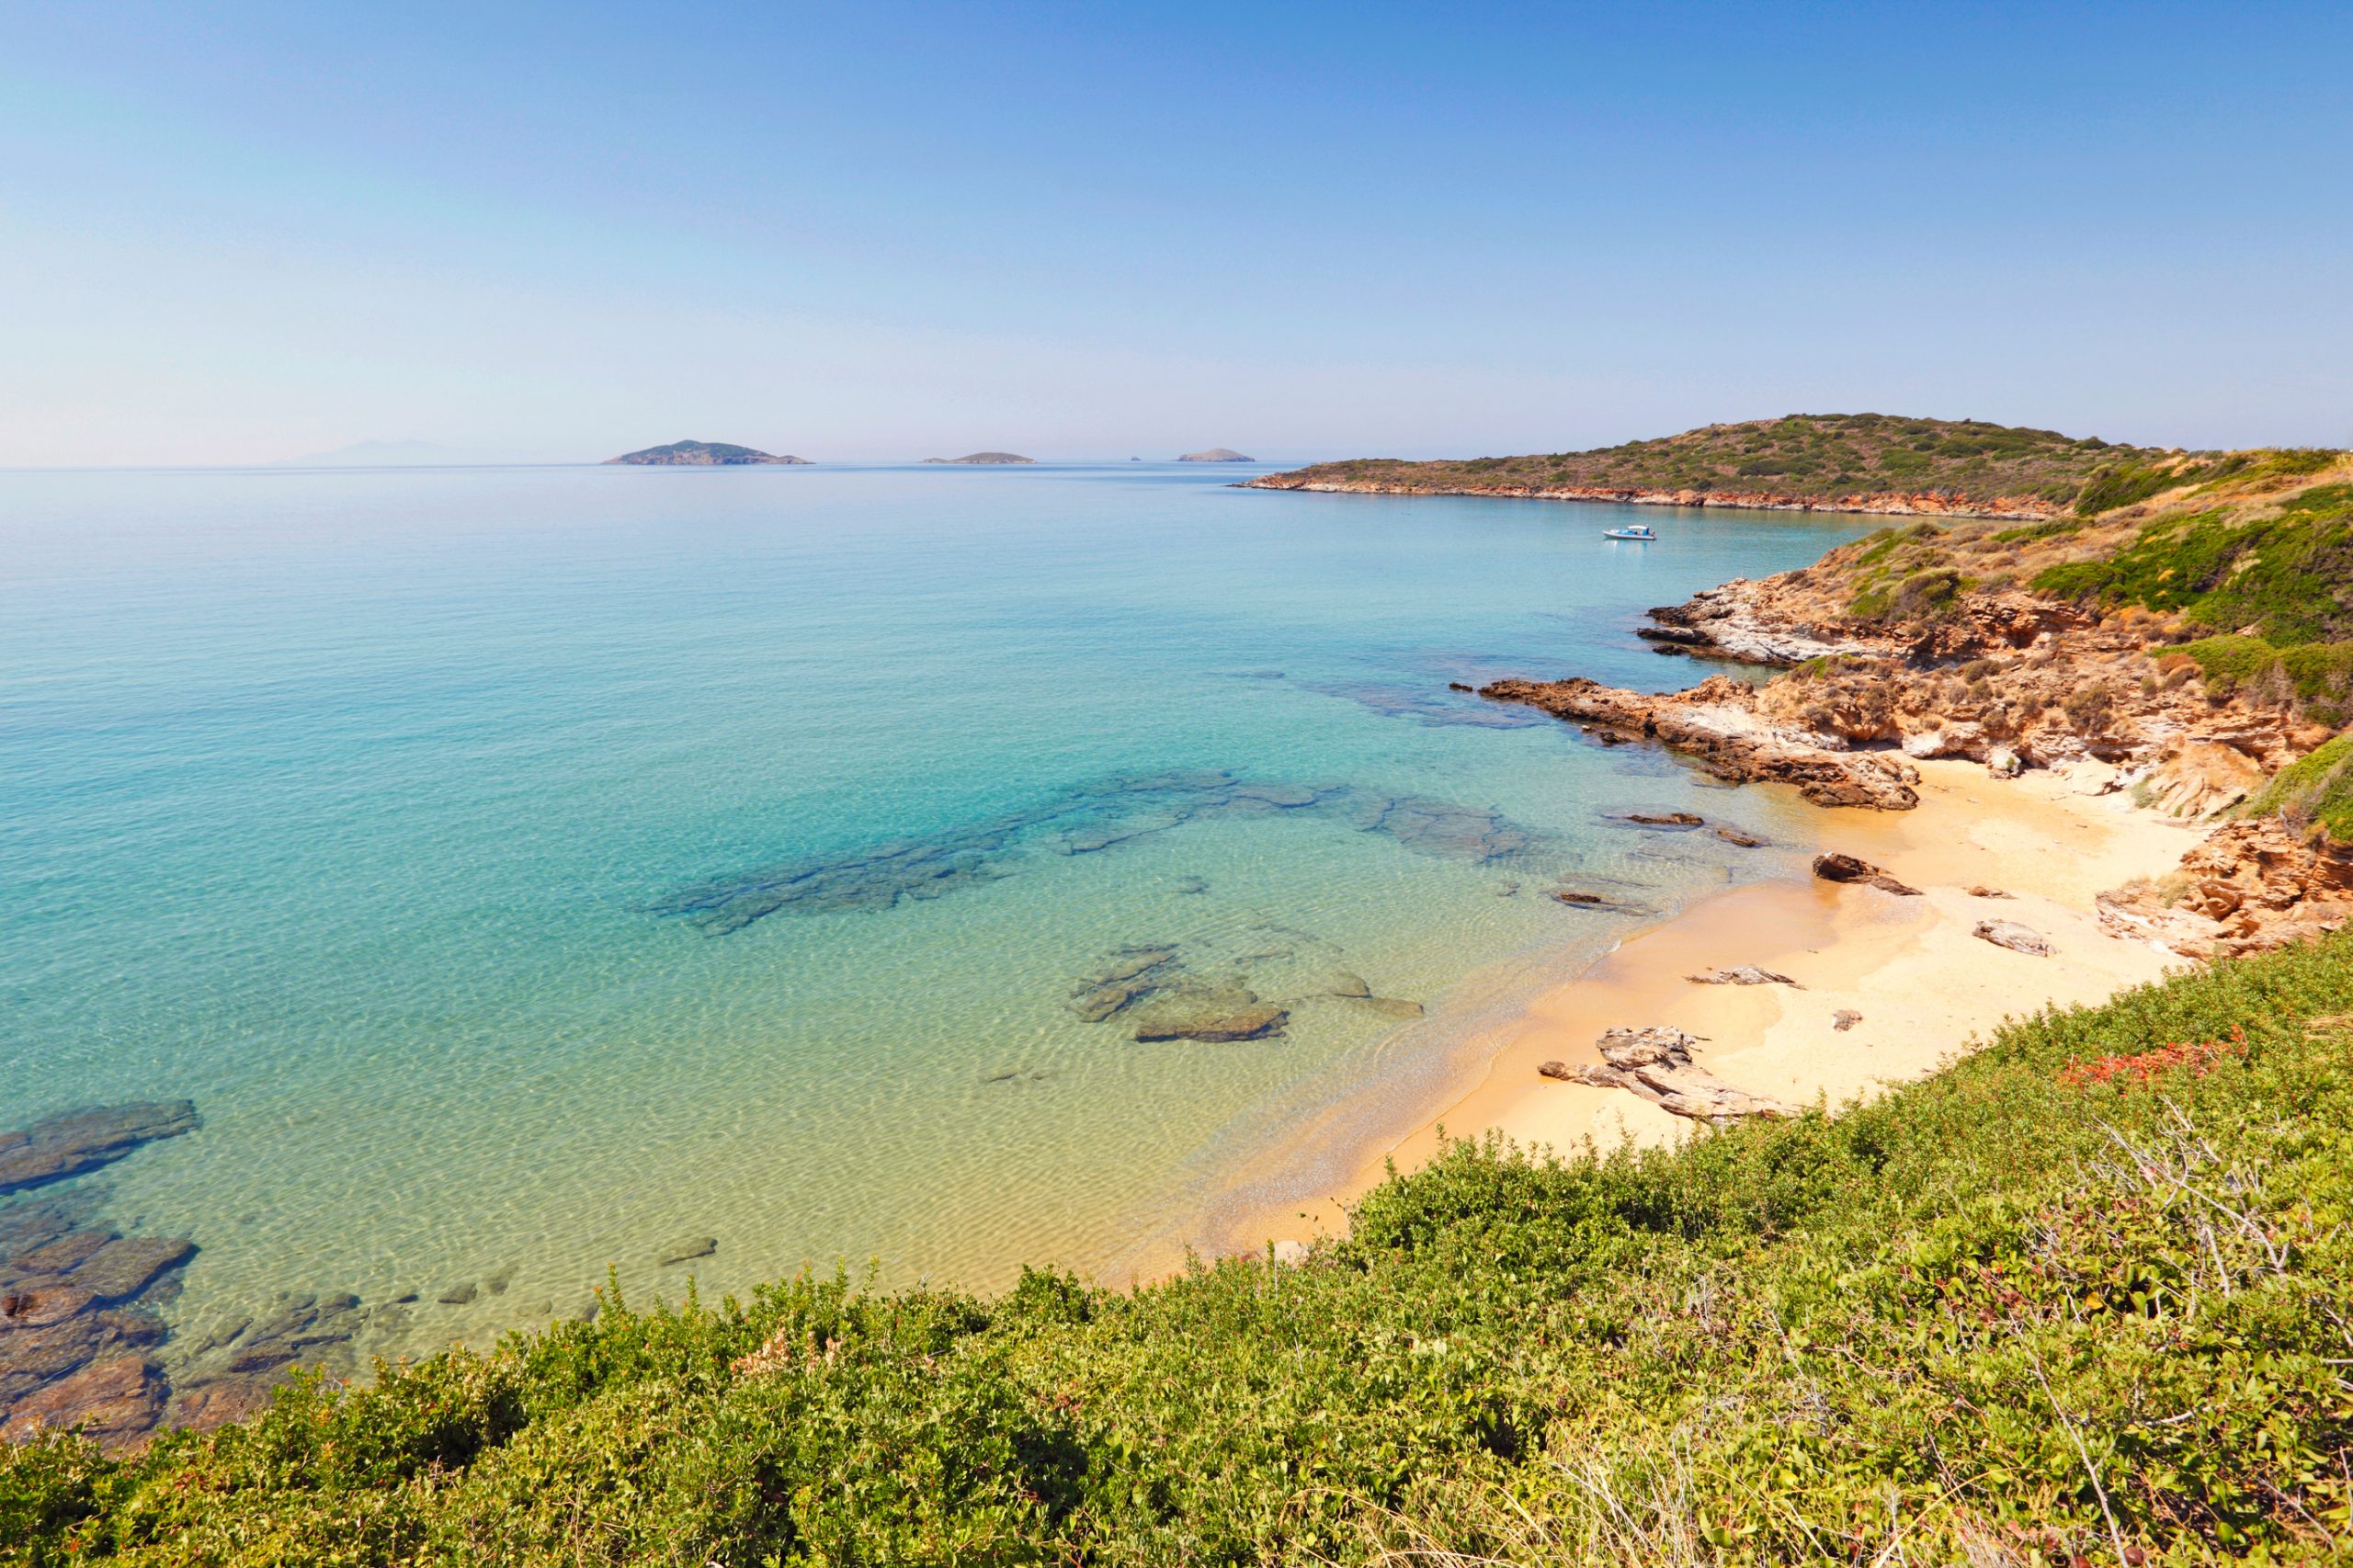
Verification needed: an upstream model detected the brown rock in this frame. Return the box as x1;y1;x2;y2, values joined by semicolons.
1965;885;2014;899
1713;825;1768;847
656;1236;718;1267
1832;1009;1862;1031
3;1355;165;1450
1811;853;1922;896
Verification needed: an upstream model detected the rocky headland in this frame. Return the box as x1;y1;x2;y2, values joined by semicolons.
1242;413;2178;520
1176;448;1253;462
1475;444;2353;962
924;452;1034;464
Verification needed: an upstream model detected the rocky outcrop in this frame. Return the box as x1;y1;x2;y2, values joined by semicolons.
2097;820;2353;959
1481;676;1920;810
1641;580;1899;665
1539;1027;1795;1122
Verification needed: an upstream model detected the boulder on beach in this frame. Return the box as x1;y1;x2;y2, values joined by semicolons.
1811;853;1922;897
1973;919;2053;956
1540;1027;1794;1122
1686;966;1802;988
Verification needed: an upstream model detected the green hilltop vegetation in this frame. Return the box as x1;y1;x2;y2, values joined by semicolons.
1268;414;2177;509
11;935;2353;1563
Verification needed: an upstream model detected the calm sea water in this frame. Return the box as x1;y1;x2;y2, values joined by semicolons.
0;462;1871;1365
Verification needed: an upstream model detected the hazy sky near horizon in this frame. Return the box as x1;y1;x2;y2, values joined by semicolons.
4;1;2348;467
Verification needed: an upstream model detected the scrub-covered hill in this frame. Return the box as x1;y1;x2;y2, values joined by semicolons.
1247;413;2180;519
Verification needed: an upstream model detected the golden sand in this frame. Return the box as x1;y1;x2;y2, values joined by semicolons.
1206;757;2202;1260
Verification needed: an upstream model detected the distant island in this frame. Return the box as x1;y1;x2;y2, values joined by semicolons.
924;452;1034;465
605;440;809;466
1245;413;2177;520
1176;448;1253;462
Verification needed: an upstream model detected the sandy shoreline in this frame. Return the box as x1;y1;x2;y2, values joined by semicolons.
1195;756;2202;1262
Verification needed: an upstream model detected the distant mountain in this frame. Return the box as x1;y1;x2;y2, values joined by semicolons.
606;440;809;466
924;452;1034;465
1176;448;1253;462
282;439;472;467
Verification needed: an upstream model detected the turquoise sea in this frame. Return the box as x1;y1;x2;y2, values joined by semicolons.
0;462;1874;1370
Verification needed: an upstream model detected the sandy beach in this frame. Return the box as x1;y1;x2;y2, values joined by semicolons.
1215;755;2203;1258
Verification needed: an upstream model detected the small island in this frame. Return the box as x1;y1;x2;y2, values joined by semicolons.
1176;448;1254;462
924;452;1035;464
604;440;809;466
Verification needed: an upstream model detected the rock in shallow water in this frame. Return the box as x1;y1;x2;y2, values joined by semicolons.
658;1236;718;1267
0;1100;199;1197
1129;982;1289;1042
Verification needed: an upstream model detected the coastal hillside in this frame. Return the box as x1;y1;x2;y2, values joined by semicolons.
1248;414;2177;519
10;936;2353;1563
603;441;809;466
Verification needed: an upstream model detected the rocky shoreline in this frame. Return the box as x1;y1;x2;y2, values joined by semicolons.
1480;550;2349;961
1239;472;2063;522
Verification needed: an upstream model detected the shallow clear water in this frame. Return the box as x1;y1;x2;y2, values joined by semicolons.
0;462;1871;1361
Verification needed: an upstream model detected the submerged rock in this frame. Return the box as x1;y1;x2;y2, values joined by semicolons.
657;1236;718;1267
1129;982;1289;1042
0;1101;199;1197
1548;888;1649;915
1713;825;1768;847
1354;996;1426;1019
1618;811;1705;829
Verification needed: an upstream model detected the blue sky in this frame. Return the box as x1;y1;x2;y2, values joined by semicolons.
2;1;2347;465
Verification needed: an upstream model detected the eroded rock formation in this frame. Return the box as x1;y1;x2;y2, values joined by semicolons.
1480;676;1921;810
2098;820;2353;959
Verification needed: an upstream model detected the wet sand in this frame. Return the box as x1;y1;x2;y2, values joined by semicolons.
1205;756;2203;1260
